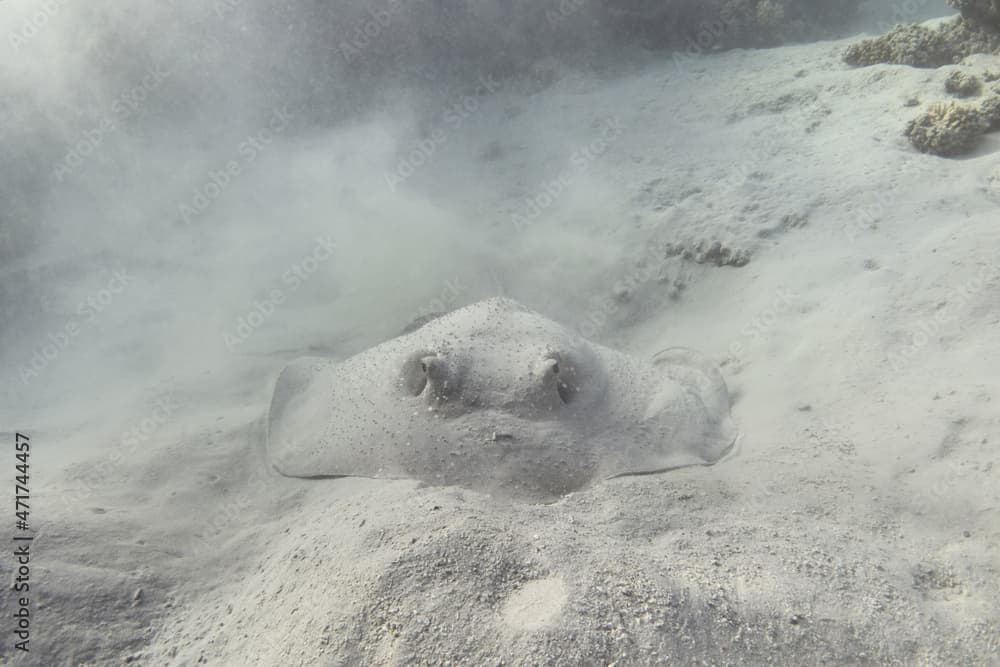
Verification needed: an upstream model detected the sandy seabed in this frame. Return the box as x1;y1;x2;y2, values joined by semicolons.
4;30;1000;667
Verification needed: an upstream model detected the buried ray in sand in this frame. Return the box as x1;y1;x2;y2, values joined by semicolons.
266;297;738;500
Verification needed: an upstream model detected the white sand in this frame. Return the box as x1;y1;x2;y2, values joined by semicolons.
6;33;1000;666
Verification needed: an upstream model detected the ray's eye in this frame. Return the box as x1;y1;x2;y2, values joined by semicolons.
402;350;459;401
402;351;436;397
541;354;577;405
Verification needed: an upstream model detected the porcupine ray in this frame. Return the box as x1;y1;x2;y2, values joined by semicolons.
267;298;738;501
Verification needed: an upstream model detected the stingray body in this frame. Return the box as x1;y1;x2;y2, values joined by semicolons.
267;298;738;501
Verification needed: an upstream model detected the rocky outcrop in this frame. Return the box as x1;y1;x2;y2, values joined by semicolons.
905;101;990;156
949;0;1000;29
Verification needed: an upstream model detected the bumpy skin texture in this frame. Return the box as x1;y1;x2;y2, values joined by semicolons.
267;298;739;501
905;101;989;156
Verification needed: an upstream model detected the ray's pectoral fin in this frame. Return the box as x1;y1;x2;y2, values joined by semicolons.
653;346;739;464
609;347;739;477
266;356;339;477
651;346;734;420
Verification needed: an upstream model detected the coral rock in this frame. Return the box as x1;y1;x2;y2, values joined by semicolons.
979;88;1000;129
945;70;984;96
843;18;1000;68
948;0;1000;30
905;101;989;156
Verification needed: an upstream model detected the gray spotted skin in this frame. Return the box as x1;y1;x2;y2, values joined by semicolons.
267;298;738;501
